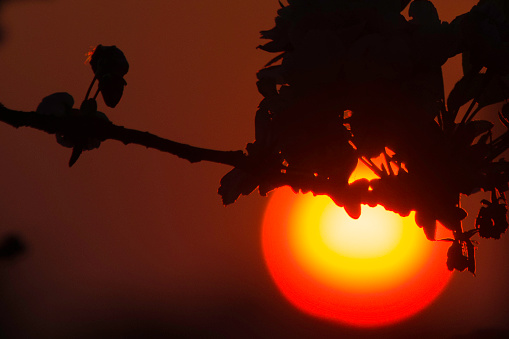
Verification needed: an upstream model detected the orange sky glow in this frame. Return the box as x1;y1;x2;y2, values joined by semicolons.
0;0;508;338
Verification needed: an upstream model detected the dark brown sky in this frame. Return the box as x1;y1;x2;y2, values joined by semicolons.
0;1;508;338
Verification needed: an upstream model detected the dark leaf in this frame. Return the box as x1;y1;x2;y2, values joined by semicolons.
438;207;467;233
462;50;481;76
256;65;286;84
257;40;289;53
264;52;286;67
477;75;509;108
218;168;258;205
447;73;509;113
255;107;271;143
475;195;509;239
477;131;490;145
259;181;280;197
69;147;82;167
415;211;436;240
446;241;468;272
256;78;278;98
36;92;74;117
344;203;361;220
455;120;493;146
460;4;509;75
447;73;481;113
340;179;370;220
423;222;437;241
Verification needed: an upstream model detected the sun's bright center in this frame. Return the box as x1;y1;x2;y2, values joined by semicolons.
320;204;404;258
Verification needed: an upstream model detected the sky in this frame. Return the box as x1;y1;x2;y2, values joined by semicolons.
0;0;508;338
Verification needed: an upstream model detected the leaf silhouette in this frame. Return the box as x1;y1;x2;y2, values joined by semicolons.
459;2;509;75
438;207;467;233
475;191;509;239
36;92;74;117
447;73;483;113
218;168;258;206
447;72;509;116
415;211;437;241
454;120;493;146
335;179;370;220
446;241;468;272
68;147;82;167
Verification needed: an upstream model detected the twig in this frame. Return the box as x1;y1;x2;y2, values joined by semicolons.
0;104;247;168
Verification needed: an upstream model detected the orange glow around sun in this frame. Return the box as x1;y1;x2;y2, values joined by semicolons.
262;161;453;328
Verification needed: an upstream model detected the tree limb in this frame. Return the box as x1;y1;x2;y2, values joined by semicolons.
0;104;247;167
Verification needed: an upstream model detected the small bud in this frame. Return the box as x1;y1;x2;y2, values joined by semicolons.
97;74;127;108
88;45;129;108
89;45;129;78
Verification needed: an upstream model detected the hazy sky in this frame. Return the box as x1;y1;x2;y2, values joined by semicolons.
0;1;508;338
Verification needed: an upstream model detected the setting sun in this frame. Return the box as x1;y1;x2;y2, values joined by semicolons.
262;163;453;327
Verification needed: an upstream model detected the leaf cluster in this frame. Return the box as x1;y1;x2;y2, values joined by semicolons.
218;0;509;274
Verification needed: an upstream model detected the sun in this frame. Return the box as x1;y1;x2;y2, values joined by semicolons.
261;162;453;327
319;204;403;258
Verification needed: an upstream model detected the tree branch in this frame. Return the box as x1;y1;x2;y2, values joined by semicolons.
0;104;247;167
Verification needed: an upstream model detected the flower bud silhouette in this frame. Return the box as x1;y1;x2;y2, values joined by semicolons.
88;45;129;108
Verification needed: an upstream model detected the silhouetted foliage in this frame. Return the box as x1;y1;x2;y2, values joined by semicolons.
1;0;509;275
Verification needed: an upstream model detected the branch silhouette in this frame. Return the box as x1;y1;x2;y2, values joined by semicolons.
0;104;247;167
0;101;361;205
